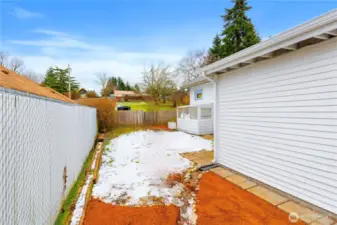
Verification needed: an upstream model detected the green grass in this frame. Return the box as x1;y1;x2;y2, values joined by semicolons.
54;143;96;225
116;101;175;112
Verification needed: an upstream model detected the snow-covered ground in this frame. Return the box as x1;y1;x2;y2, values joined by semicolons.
92;130;212;207
70;174;93;225
70;142;102;225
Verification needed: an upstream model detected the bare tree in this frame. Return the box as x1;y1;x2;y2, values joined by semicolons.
142;63;176;104
176;49;208;85
21;69;44;83
0;51;9;66
96;72;110;97
1;51;43;84
9;57;25;73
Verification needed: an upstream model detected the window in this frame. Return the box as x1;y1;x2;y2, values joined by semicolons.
183;108;190;119
194;89;203;100
190;107;198;120
178;108;184;119
178;107;198;120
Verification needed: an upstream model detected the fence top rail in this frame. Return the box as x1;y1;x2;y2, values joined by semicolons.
0;87;96;110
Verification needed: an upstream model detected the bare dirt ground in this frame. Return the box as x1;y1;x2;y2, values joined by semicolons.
79;129;308;225
81;160;307;225
84;199;180;225
196;172;305;225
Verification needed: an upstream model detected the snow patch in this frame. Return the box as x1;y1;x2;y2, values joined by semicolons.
70;142;102;225
70;174;93;225
92;130;212;206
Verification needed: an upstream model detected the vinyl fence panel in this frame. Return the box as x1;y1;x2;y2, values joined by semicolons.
0;88;97;225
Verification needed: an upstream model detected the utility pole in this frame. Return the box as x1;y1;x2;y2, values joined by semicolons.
68;64;71;99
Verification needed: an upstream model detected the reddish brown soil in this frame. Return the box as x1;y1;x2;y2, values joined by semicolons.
151;124;171;131
196;172;305;225
83;199;180;225
166;173;183;187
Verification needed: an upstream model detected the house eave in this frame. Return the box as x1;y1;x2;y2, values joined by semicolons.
201;9;337;76
181;78;210;89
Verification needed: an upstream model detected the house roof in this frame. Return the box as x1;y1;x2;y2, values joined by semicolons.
114;90;136;97
0;65;75;103
200;9;337;76
181;77;209;89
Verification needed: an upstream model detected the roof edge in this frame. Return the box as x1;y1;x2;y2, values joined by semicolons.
201;9;337;76
181;77;210;89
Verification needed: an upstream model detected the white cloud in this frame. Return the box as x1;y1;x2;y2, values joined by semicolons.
34;29;71;37
9;30;184;92
10;29;99;50
13;7;44;19
10;39;95;50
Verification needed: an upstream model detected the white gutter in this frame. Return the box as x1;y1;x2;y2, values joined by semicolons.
202;72;218;163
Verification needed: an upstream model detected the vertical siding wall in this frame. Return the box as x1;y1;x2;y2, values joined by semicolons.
216;37;337;214
0;88;97;225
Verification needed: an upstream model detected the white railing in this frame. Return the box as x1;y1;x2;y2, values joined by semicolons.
0;87;97;225
177;103;213;135
177;103;213;121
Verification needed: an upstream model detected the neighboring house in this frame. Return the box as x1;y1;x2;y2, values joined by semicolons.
200;10;337;215
177;77;214;135
0;65;74;103
114;90;135;97
79;88;88;98
113;90;136;101
112;90;151;102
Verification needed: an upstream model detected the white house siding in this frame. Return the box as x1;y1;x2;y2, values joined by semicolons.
177;118;199;134
199;119;213;135
190;82;214;105
216;37;337;214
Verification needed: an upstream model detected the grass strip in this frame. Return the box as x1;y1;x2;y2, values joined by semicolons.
54;141;96;225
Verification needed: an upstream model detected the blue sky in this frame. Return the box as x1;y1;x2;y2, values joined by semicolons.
1;0;336;91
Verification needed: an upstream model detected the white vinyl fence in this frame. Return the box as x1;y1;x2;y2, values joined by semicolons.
0;87;97;225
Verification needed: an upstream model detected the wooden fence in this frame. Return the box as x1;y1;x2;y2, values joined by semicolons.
113;110;176;126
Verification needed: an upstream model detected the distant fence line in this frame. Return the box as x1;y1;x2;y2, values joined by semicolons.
0;87;97;225
113;110;176;126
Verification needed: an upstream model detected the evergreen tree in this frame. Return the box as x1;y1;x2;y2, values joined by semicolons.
108;76;118;88
42;66;79;94
220;0;260;57
117;77;126;90
209;34;223;60
43;68;58;90
125;82;132;91
134;84;141;93
105;76;117;96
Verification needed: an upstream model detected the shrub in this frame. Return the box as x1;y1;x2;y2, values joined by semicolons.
76;98;116;132
172;90;189;107
63;91;81;100
182;94;190;105
86;91;98;98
